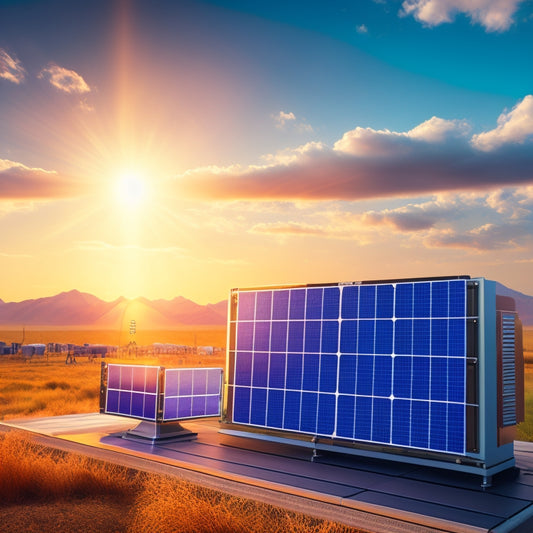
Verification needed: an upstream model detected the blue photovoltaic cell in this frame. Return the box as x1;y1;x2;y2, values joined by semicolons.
273;290;289;320
340;320;357;353
230;279;470;455
322;287;340;319
359;285;376;318
395;283;413;318
337;395;355;438
105;364;159;421
163;368;222;421
341;285;358;319
306;288;323;319
255;291;272;320
289;289;306;319
376;284;394;318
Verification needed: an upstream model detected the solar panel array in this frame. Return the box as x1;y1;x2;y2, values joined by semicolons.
228;279;474;455
104;364;223;422
105;364;160;420
163;368;223;421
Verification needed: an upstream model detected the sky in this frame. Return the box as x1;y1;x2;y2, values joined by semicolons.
1;0;533;305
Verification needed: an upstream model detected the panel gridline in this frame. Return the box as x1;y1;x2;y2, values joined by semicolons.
163;368;223;420
230;280;469;455
106;364;159;420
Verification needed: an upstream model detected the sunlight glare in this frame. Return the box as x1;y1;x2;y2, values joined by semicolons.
116;173;146;207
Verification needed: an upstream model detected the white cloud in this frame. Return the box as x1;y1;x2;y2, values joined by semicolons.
333;117;470;157
408;116;470;142
0;48;26;84
401;0;524;32
472;95;533;151
356;24;369;34
38;63;91;94
273;111;296;128
272;110;314;133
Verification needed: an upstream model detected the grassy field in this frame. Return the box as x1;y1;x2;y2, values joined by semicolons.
0;327;532;532
0;352;226;421
0;430;359;533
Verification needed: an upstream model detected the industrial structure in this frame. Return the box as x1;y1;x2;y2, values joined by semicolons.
100;275;524;487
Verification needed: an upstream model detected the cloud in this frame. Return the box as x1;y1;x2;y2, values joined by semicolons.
273;111;296;128
38;63;90;94
250;221;329;237
472;95;533;151
177;96;533;202
400;0;524;32
0;159;84;200
356;24;369;34
361;199;462;231
272;110;314;133
357;188;533;251
424;219;533;250
0;48;26;84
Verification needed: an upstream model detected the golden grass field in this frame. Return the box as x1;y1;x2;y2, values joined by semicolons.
0;327;362;532
0;430;359;533
0;326;532;532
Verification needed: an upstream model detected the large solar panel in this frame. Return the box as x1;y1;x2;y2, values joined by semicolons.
105;363;160;420
163;368;223;421
227;278;477;456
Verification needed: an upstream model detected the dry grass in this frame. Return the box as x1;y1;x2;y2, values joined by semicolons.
0;430;136;504
130;476;354;533
0;356;102;420
0;351;224;421
0;430;361;533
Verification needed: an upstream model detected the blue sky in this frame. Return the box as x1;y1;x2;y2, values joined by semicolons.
1;0;533;303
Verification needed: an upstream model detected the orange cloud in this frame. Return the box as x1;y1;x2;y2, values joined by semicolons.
0;48;26;84
177;98;533;202
38;63;91;94
0;159;84;200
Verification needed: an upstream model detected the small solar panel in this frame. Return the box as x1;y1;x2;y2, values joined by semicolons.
163;368;223;421
105;364;160;420
228;278;475;456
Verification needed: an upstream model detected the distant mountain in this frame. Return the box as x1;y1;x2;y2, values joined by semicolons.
0;290;227;328
0;282;531;328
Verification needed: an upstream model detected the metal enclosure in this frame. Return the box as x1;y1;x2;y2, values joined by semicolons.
222;276;524;485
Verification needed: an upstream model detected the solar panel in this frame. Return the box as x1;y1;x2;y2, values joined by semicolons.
103;364;223;423
105;363;160;420
227;279;475;456
163;367;223;421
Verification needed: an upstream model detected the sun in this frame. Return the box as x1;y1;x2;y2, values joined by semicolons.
115;173;147;207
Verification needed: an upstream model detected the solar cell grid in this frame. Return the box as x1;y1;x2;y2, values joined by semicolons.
104;364;223;422
163;368;222;421
105;364;160;421
229;279;472;455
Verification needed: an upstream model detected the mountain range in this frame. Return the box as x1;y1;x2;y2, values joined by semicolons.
0;281;532;328
0;290;227;328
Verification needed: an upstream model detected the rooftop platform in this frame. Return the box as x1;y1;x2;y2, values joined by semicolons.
1;413;533;533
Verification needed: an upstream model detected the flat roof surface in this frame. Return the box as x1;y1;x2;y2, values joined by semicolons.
2;413;533;533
